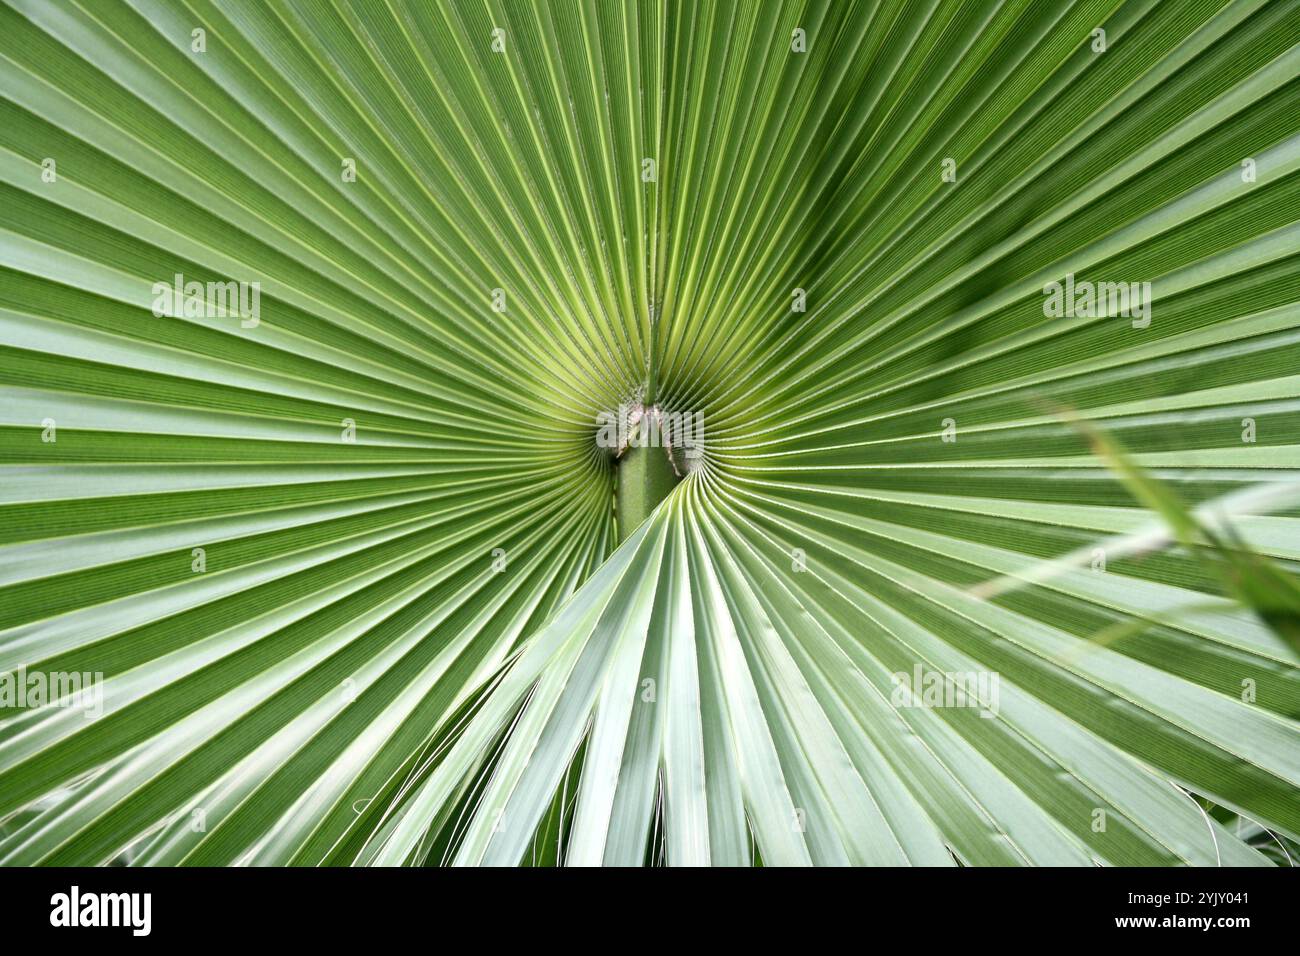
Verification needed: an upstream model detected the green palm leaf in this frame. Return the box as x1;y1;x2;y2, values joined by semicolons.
1;0;1297;866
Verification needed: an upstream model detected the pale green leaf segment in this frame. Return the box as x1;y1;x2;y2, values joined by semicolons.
0;0;1296;866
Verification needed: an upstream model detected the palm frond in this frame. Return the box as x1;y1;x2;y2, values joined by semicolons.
0;0;1297;866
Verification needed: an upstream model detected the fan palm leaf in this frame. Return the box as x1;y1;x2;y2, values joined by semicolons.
0;0;1297;866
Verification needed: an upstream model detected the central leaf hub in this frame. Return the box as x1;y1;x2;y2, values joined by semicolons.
598;398;704;541
604;399;708;540
614;437;681;541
